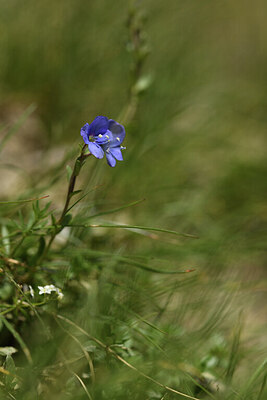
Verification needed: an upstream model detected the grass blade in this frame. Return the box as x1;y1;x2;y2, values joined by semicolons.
68;222;198;238
88;198;146;218
0;315;32;364
239;360;267;399
0;195;49;206
66;185;103;213
73;373;93;400
0;104;36;154
66;248;195;274
56;314;201;400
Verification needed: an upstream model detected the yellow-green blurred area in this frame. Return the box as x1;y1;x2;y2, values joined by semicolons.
0;0;266;398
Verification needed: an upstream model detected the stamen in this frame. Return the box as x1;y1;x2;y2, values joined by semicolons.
98;134;103;138
116;137;120;141
106;134;109;139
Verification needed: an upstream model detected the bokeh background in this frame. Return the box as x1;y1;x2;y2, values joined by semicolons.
0;0;266;399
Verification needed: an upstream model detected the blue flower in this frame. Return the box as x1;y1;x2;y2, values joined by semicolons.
80;116;126;167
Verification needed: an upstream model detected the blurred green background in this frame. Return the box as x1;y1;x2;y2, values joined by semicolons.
0;0;266;398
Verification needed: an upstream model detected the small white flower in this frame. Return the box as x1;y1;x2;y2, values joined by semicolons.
46;284;57;292
38;285;52;295
29;285;34;298
38;284;63;300
57;290;64;300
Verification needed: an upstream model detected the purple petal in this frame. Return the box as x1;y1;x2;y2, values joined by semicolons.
95;130;112;145
106;152;116;167
110;146;123;161
88;116;109;137
108;119;125;143
88;142;104;159
80;123;90;144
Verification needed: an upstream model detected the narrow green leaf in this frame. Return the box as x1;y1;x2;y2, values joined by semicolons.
67;222;198;239
61;214;72;227
225;315;243;382
51;213;57;226
0;195;49;206
4;354;16;388
240;360;267;399
73;159;82;176
66;185;103;213
89;198;145;219
66;165;73;182
257;373;267;400
0;315;32;363
33;237;46;262
70;190;82;198
0;103;36;154
66;248;195;275
133;74;153;94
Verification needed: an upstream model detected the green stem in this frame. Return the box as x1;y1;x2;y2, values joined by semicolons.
38;144;90;264
58;144;90;225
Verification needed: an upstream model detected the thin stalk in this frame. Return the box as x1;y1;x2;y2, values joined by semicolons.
58;144;89;224
38;144;90;264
